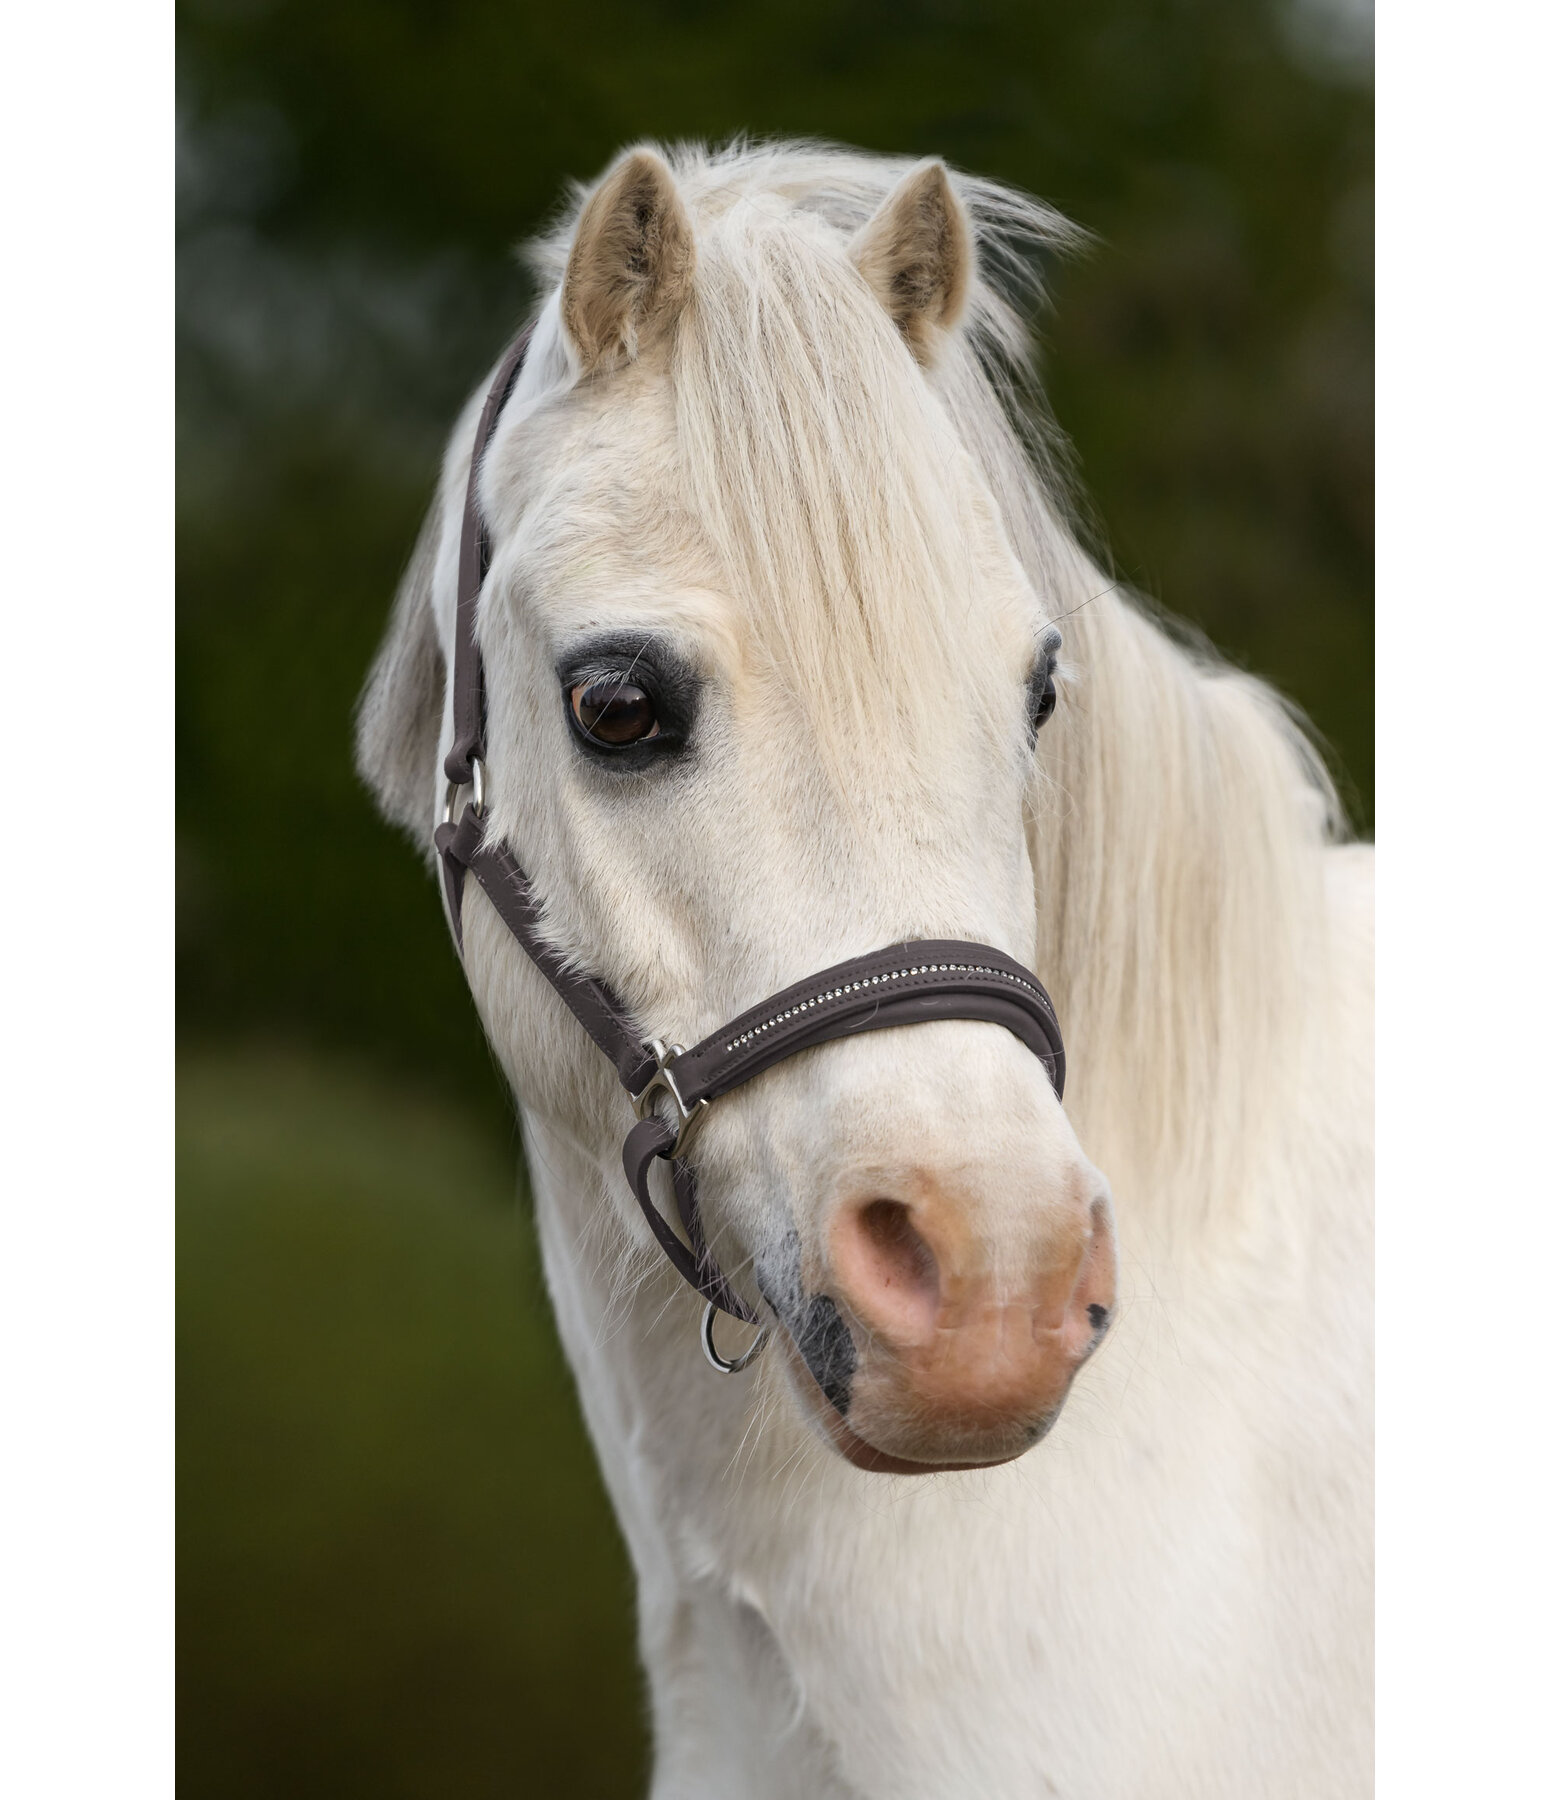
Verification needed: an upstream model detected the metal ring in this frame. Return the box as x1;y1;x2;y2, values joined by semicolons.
632;1040;711;1158
440;756;486;827
701;1303;771;1376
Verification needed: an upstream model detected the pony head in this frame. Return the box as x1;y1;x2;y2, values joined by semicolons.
363;142;1313;1469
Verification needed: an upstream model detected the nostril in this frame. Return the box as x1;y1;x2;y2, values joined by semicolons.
830;1198;941;1343
859;1199;939;1301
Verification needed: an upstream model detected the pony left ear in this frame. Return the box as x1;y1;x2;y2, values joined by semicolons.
561;148;696;376
850;161;973;363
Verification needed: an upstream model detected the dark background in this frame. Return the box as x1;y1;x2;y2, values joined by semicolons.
177;2;1371;1793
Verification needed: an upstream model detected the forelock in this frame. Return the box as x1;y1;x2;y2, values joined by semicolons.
667;187;1023;779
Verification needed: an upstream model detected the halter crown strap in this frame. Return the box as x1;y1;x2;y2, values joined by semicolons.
443;333;529;788
433;338;1069;1346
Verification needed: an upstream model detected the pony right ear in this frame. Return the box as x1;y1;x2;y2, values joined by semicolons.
850;160;972;364
561;148;696;375
355;491;446;850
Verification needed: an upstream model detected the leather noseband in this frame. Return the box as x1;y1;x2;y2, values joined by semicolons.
433;333;1066;1375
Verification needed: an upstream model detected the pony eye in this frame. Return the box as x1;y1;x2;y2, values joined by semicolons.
1028;666;1058;738
570;677;660;747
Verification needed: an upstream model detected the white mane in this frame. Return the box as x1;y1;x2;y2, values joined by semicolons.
514;138;1342;1229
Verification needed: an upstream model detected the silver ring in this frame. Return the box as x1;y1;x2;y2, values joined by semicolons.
440;756;486;826
631;1040;711;1159
701;1303;771;1376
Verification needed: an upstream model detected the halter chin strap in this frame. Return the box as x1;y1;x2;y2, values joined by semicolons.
433;337;1067;1361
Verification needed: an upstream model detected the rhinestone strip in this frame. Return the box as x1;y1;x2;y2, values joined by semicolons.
721;961;1046;1054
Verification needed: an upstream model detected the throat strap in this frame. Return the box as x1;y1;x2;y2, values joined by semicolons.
434;805;659;1094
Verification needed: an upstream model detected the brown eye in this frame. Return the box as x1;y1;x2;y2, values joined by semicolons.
570;677;660;747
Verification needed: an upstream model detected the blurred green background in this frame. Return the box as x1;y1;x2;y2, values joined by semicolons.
177;1;1371;1793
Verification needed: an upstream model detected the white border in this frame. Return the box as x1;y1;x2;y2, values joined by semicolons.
0;5;173;1795
1379;2;1550;1793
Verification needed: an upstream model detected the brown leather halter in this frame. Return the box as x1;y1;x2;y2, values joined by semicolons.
433;333;1066;1375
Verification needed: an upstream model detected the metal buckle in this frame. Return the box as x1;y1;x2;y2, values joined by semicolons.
631;1038;710;1159
441;755;486;828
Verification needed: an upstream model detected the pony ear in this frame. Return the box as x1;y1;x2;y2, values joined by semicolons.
356;491;446;849
561;148;696;375
850;161;972;363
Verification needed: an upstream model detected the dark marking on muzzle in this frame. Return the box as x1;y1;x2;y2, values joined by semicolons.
756;1240;859;1416
1087;1303;1110;1334
792;1294;858;1416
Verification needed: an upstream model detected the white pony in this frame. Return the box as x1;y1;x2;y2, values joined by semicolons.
358;140;1371;1798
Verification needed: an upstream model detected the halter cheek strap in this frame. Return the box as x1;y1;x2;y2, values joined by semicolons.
433;337;1068;1362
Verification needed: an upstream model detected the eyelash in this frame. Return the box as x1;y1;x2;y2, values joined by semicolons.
1029;664;1058;736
